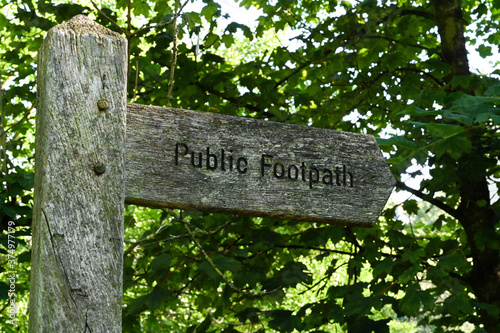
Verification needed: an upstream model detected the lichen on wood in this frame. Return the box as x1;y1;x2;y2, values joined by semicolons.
125;103;395;226
30;15;127;332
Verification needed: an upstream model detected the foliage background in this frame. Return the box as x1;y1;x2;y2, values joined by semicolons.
1;0;500;332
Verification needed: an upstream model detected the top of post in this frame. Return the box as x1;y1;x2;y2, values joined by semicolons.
50;14;122;39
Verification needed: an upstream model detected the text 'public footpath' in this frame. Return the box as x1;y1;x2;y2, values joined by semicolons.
174;142;354;189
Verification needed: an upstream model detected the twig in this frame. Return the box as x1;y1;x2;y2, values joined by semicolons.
167;0;180;107
0;104;35;139
376;280;399;296
166;209;235;236
168;210;282;297
273;244;355;256
133;58;139;100
396;181;459;219
127;0;131;35
0;66;6;177
130;0;191;38
89;0;127;35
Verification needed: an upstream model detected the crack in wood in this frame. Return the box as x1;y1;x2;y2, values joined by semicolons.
41;207;79;308
84;310;93;333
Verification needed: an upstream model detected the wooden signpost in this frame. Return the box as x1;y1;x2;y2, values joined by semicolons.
29;15;395;332
125;104;394;225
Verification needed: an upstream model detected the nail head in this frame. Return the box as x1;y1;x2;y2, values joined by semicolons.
94;163;106;175
97;99;109;111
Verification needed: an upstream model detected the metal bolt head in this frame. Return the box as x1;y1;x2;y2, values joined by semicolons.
94;162;106;175
97;99;109;111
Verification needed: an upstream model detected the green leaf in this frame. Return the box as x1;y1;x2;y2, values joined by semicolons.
1;205;18;219
349;317;390;333
18;172;34;189
398;264;420;284
226;22;253;39
485;84;500;96
213;255;243;273
376;136;417;148
201;1;221;20
441;109;474;125
373;258;396;278
150;254;171;274
128;294;149;314
132;1;151;16
280;261;312;287
234;270;263;287
470;300;500;317
425;123;464;138
236;307;261;324
452;94;500;107
402;199;419;215
0;281;9;300
435;132;471;160
437;251;470;273
449;75;471;90
267;310;301;332
222;34;235;48
401;247;426;264
299;227;330;245
443;290;473;315
431;215;445;231
147;286;173;310
399;285;433;315
195;313;212;331
477;44;493;58
198;261;222;281
203;52;225;63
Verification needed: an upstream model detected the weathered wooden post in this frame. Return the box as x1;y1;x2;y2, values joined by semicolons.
29;15;127;332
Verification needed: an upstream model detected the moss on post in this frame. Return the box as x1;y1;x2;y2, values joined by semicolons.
29;15;127;332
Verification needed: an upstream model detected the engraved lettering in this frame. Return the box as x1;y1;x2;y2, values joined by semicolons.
343;165;353;187
301;162;307;181
175;143;189;166
288;165;299;180
221;149;226;171
236;157;248;174
206;147;217;170
335;166;341;186
174;143;354;188
309;167;319;189
322;168;333;185
228;152;234;172
273;162;285;178
191;151;202;168
261;154;273;177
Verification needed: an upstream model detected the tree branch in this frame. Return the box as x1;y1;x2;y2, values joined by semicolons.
395;67;444;86
274;244;355;256
195;82;274;118
89;0;127;35
399;8;434;21
130;0;191;38
168;210;282;297
365;34;443;58
273;63;308;90
167;0;180;107
396;180;459;219
0;104;35;137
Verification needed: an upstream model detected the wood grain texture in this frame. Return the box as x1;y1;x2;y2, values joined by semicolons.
30;15;127;332
125;104;395;226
